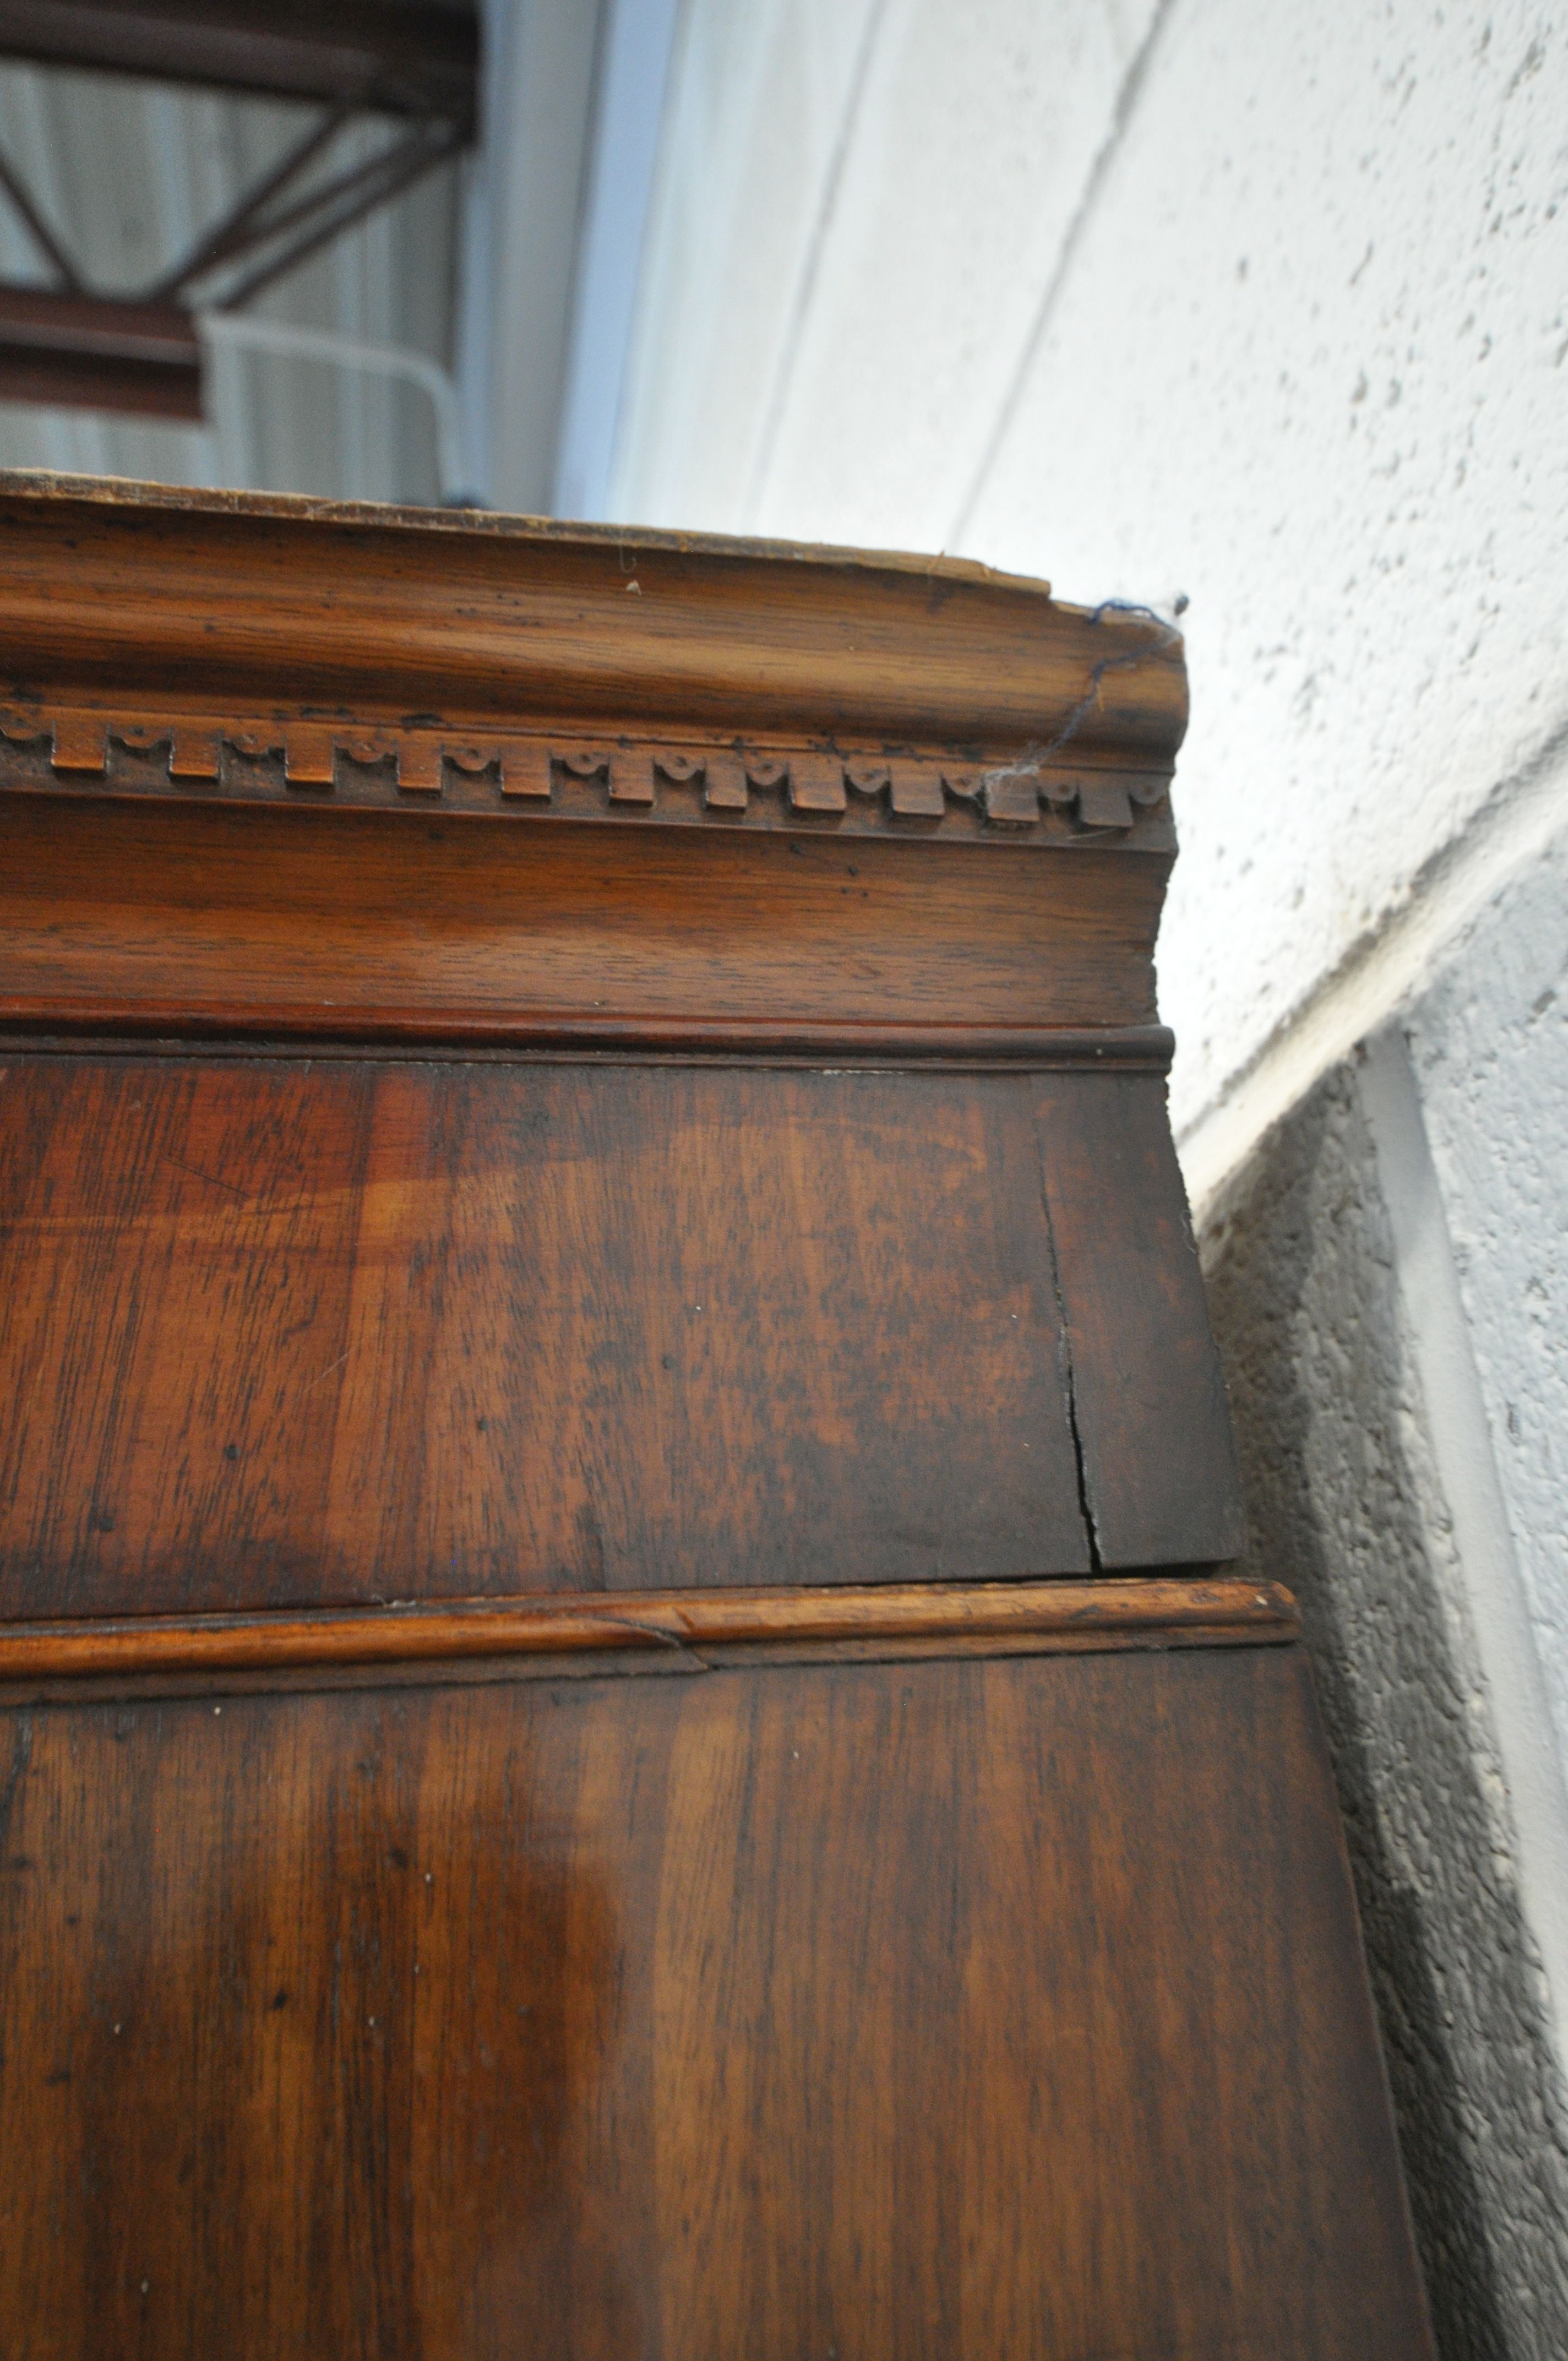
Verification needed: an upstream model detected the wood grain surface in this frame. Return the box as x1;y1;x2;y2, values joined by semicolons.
0;1053;1092;1611
0;1644;1431;2359
0;791;1169;1046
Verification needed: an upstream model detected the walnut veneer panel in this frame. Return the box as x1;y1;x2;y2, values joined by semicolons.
1036;1070;1248;1566
0;1054;1090;1611
0;1645;1431;2359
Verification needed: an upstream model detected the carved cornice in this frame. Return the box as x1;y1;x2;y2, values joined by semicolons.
0;475;1189;782
0;699;1174;846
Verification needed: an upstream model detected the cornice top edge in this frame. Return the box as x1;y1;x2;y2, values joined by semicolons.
0;470;1054;596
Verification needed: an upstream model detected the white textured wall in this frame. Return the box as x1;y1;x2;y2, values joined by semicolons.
612;5;1568;2342
614;0;1157;542
1413;843;1568;1808
616;0;1568;1136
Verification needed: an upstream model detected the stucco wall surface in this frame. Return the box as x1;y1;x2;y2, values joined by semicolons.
1207;820;1568;2359
1203;1059;1568;2361
617;0;1568;1141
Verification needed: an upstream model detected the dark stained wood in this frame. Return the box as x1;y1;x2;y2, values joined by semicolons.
0;1644;1431;2358
0;1052;1091;1611
1036;1069;1248;1566
0;791;1169;1045
0;1574;1298;1685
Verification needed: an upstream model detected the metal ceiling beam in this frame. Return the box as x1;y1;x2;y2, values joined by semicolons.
145;103;352;298
0;3;475;443
0;2;478;134
0;282;202;416
0;136;79;289
208;121;461;312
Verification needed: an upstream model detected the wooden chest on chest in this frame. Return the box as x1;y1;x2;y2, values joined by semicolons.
0;478;1431;2358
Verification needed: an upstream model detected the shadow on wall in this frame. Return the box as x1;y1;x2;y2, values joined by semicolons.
1200;1064;1568;2361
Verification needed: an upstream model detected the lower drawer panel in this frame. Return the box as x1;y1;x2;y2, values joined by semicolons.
0;1641;1430;2358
